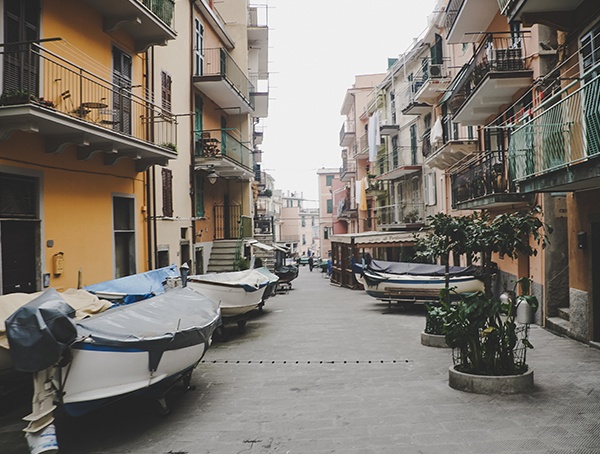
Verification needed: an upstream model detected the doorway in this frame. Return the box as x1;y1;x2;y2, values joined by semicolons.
1;221;38;294
592;222;600;341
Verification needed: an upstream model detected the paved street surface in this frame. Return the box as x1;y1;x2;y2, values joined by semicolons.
2;268;600;453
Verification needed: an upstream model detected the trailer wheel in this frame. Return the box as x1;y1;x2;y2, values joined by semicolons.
157;397;170;416
237;320;247;332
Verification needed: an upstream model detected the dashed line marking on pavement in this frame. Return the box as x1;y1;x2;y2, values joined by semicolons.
201;359;413;364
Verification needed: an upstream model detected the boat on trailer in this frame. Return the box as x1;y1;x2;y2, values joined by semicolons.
187;268;273;318
356;260;484;303
5;267;221;418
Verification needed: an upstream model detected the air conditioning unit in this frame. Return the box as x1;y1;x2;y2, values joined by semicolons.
429;64;444;78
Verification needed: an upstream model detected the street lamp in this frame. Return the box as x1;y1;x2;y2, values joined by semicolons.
207;170;218;184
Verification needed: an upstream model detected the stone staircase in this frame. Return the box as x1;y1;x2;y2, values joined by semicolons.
252;234;276;271
207;239;241;273
546;306;570;337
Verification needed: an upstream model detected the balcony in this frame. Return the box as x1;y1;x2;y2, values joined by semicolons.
401;81;430;116
0;42;177;171
339;120;356;147
451;150;533;209
84;0;176;52
374;147;421;181
192;48;254;114
445;0;498;44
508;71;600;193
356;133;369;158
194;129;254;180
375;202;425;230
414;60;452;105
425;138;478;170
497;0;588;30
250;73;268;118
248;5;268;71
447;33;533;126
340;159;357;182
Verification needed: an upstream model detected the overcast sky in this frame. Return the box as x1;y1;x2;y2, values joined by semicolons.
260;0;438;204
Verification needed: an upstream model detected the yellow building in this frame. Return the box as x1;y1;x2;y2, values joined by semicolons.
0;0;177;292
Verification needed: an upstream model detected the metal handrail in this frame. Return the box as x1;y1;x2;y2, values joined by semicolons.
447;32;529;115
194;129;253;170
200;48;254;108
0;42;176;148
509;69;600;181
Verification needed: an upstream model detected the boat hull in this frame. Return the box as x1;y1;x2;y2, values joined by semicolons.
187;281;264;317
59;341;207;416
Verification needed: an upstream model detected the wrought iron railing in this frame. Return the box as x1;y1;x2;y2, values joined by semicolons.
200;48;254;108
509;71;600;181
496;0;514;15
451;150;515;206
447;32;529;115
0;42;177;149
254;216;274;235
375;202;425;225
444;0;465;33
194;129;253;170
142;0;175;27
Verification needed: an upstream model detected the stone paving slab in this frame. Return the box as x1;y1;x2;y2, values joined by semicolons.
1;268;600;453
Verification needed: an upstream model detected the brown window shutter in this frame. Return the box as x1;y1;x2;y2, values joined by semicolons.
162;168;173;217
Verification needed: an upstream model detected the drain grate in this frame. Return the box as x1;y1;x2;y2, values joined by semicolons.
201;359;413;365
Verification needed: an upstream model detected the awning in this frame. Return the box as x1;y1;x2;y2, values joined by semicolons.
245;239;288;253
329;230;424;246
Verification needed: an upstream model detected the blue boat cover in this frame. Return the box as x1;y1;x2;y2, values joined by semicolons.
5;288;77;372
83;265;180;304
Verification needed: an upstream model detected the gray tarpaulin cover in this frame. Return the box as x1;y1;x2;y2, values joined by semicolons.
75;287;221;371
367;260;480;277
5;288;77;372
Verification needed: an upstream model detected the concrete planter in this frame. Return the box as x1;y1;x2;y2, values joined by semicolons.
420;331;449;348
448;365;534;394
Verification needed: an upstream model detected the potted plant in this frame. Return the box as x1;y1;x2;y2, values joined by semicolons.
421;300;450;348
416;208;551;393
502;277;539;325
0;88;34;106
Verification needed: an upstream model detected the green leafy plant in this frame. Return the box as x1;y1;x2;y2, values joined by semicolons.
443;290;532;376
0;88;34;106
160;142;178;152
424;302;447;335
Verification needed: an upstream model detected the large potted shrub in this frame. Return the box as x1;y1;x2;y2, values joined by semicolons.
416;208;551;394
421;301;449;348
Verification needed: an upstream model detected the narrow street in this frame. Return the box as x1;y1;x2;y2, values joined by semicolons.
2;268;600;453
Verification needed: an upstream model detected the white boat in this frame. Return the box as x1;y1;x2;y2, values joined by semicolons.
187;269;272;317
5;274;221;417
356;260;484;301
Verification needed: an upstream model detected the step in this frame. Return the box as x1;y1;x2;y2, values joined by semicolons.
546;316;570;337
558;307;570;322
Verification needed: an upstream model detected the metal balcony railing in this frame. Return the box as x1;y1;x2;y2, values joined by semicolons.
509;70;600;181
0;42;176;149
340;159;357;181
201;48;254;107
451;150;515;205
194;129;253;170
375;202;425;225
339;120;356;145
447;32;529;115
496;0;513;15
142;0;175;27
444;0;465;32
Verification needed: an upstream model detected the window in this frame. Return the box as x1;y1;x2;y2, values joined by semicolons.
410;124;418;165
324;227;329;240
392;136;399;168
302;234;306;245
112;47;132;134
113;196;136;278
4;0;41;95
194;18;204;76
194;95;203;154
326;199;333;214
390;91;396;124
195;173;205;217
162;168;173;217
301;216;306;227
161;71;172;113
424;172;437;206
326;175;334;186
